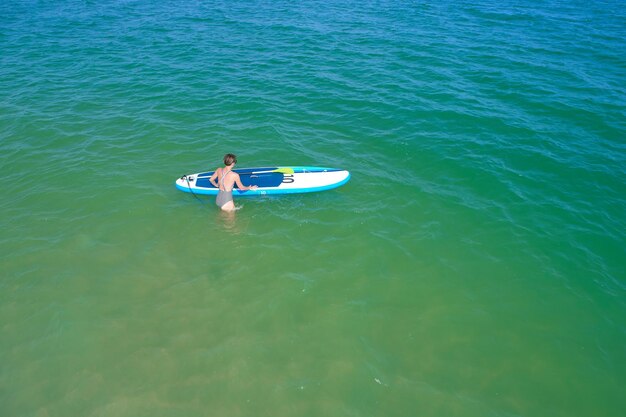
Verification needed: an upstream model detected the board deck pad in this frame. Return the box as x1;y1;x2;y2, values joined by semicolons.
175;166;350;196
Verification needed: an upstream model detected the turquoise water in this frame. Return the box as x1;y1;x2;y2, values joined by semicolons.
1;1;625;416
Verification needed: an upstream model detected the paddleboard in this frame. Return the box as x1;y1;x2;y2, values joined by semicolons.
175;166;350;196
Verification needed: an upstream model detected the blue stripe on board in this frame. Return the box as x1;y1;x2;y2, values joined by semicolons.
194;172;285;189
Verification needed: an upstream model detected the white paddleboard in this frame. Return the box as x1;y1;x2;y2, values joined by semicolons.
175;166;350;196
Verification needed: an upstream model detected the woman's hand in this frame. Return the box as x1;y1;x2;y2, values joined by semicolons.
249;185;258;190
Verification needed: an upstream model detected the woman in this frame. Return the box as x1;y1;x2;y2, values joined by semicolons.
209;153;257;211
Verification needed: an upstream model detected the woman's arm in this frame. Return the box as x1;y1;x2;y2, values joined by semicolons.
235;173;257;190
209;168;220;188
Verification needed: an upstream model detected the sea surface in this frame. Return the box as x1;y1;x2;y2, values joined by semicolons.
1;1;625;416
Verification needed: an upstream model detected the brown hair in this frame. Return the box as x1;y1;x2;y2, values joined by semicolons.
223;153;237;166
